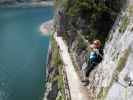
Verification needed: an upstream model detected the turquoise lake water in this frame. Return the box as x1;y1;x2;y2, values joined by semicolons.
0;7;53;100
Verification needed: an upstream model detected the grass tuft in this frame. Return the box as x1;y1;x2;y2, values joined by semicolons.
116;47;131;72
119;16;129;33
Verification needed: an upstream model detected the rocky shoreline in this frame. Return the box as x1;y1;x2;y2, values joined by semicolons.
40;20;54;36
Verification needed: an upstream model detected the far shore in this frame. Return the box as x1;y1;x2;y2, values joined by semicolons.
0;1;53;8
40;20;54;36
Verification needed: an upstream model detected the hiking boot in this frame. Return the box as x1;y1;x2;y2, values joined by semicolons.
81;81;89;86
81;80;89;86
81;80;89;83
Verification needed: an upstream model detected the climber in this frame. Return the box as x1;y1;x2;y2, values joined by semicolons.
91;39;103;63
81;39;103;82
88;40;103;64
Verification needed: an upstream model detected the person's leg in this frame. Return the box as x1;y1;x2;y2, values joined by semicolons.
85;62;96;77
81;69;89;86
82;70;87;82
85;64;92;77
81;67;87;82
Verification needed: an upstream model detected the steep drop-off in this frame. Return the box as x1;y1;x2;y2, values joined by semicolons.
44;35;71;100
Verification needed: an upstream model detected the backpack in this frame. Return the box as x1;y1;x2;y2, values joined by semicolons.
89;51;97;63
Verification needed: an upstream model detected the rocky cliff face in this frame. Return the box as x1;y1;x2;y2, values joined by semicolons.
54;0;127;72
53;0;133;100
44;36;70;100
87;1;133;100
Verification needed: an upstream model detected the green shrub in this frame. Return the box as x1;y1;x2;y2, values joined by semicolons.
63;0;120;45
77;36;87;50
58;75;65;98
50;35;65;100
51;35;63;66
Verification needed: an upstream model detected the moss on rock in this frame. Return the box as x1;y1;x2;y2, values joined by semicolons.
119;16;129;33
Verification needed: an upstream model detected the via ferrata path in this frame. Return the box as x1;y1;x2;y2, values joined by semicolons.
54;32;90;100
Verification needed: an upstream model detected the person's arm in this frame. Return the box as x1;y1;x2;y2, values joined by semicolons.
95;49;103;58
85;52;90;63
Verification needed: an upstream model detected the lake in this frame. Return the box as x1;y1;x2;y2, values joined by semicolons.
0;6;53;100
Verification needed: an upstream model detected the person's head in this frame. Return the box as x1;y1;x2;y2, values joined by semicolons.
93;39;101;49
89;44;96;51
